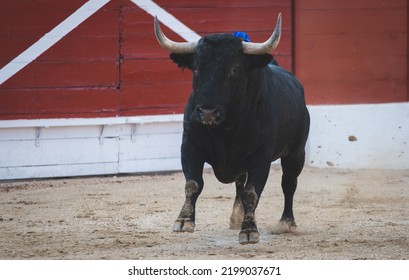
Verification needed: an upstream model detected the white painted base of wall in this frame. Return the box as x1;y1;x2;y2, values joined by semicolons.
1;103;408;180
0;115;184;180
307;102;409;169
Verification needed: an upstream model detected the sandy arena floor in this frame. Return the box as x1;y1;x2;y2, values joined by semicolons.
0;166;408;259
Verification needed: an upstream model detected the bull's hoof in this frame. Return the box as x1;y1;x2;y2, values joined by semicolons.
279;218;297;232
239;230;260;244
173;219;195;232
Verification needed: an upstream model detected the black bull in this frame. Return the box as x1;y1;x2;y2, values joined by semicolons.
154;14;310;244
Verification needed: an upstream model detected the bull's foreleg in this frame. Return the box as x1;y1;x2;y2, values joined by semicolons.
238;164;270;244
229;174;246;229
173;180;203;232
173;140;204;233
279;147;306;231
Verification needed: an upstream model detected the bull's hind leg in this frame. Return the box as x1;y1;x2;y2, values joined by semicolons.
279;147;306;230
230;174;246;229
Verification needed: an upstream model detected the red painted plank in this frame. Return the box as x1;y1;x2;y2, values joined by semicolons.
304;80;407;105
0;0;87;10
0;88;119;120
2;61;118;89
296;0;406;10
155;0;290;8
121;59;190;86
120;81;191;116
297;9;406;35
298;56;406;82
296;33;407;59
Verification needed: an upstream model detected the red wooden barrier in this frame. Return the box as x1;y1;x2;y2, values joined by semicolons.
0;0;407;120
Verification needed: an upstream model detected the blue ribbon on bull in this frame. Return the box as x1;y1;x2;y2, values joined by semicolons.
233;31;250;42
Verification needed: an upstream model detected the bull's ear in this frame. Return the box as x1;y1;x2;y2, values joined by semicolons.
169;53;195;70
249;54;274;69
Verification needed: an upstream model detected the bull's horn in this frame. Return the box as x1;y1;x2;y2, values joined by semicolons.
154;16;197;54
242;13;282;55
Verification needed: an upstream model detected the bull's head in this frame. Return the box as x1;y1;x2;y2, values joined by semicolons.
154;14;282;126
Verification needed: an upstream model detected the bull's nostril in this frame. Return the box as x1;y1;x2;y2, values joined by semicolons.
196;106;222;125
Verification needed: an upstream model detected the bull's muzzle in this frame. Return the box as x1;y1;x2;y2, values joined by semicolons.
196;105;224;126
